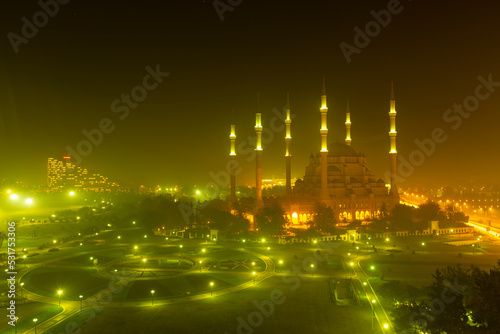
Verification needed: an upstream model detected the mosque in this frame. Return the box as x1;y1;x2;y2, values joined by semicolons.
228;79;400;229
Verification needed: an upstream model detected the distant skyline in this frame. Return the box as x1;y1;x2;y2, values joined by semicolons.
1;1;499;188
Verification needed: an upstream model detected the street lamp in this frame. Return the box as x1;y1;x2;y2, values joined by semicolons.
371;299;376;331
310;264;315;277
79;295;83;311
143;258;147;271
58;290;62;306
151;290;155;306
199;260;203;272
20;282;24;300
33;318;38;334
252;271;256;285
210;282;214;297
90;257;93;267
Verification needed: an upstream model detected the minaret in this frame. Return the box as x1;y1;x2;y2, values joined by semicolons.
285;93;292;195
389;81;398;197
229;123;237;207
255;93;264;209
345;98;351;146
320;77;329;202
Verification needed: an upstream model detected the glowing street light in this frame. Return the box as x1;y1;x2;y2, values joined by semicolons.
134;245;138;250
310;264;315;277
79;295;83;311
151;290;155;306
25;198;33;205
20;282;24;299
10;194;18;200
199;260;203;272
57;290;62;306
90;257;94;267
210;282;214;297
252;271;256;284
33;318;38;334
422;242;425;246
69;191;75;196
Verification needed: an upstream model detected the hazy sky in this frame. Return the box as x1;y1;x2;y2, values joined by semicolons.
0;0;499;188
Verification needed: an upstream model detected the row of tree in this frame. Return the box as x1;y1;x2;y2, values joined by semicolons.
392;262;500;333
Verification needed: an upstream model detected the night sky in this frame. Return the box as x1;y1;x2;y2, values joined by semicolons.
0;0;499;188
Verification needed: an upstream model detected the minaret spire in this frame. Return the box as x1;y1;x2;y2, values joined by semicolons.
255;91;264;209
229;117;237;207
389;81;398;198
345;98;351;146
285;92;292;195
320;77;329;203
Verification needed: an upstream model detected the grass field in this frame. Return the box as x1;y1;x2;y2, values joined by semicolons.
23;268;111;300
0;302;62;333
46;276;374;334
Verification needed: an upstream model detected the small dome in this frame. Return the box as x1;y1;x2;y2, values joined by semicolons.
327;143;360;157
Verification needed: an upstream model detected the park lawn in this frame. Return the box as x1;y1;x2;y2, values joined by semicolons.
114;272;244;301
66;276;373;334
0;302;62;333
23;268;111;300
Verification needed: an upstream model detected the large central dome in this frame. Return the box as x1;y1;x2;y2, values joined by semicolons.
327;143;360;157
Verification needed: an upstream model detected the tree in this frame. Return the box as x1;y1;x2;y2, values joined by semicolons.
389;204;415;231
415;201;445;223
309;202;338;235
255;200;287;237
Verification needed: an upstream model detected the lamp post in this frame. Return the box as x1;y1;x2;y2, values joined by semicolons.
151;290;155;306
58;290;62;306
310;264;314;277
252;271;256;285
210;282;214;297
79;295;83;311
371;299;376;331
143;258;147;271
20;282;24;300
199;260;203;272
90;257;93;267
33;318;38;334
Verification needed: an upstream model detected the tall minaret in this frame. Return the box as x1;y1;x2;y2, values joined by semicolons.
389;81;398;196
229;123;237;207
345;98;351;146
285;93;292;195
320;77;329;202
255;93;264;209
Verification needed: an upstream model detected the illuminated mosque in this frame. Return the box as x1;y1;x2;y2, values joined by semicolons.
228;79;400;228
